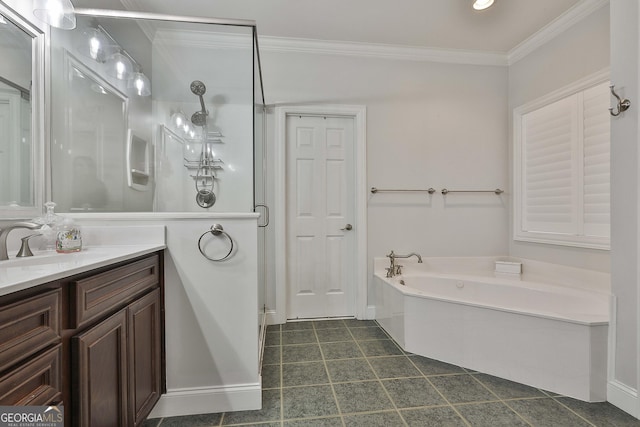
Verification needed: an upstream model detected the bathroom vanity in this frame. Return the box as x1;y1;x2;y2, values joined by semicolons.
0;248;165;427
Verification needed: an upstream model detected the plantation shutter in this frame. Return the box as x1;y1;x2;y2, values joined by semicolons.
516;79;610;249
522;96;578;235
582;82;610;238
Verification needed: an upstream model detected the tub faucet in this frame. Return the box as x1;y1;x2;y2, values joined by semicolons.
0;222;42;261
386;250;397;277
394;252;423;263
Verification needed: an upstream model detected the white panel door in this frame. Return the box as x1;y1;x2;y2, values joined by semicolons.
286;115;355;319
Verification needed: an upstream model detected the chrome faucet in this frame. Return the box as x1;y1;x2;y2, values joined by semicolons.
0;222;42;261
394;252;423;264
386;250;422;277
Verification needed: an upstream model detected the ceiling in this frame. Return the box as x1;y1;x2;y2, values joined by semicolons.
73;0;588;54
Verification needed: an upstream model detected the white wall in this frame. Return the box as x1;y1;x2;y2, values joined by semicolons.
609;0;639;412
508;5;610;272
262;51;509;314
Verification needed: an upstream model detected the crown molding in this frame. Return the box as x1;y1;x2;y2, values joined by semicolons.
507;0;609;65
118;0;606;68
258;36;508;66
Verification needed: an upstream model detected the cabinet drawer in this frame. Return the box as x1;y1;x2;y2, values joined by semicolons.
0;289;61;373
0;344;62;405
71;254;159;329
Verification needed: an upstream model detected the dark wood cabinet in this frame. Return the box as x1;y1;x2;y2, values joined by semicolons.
128;289;162;427
73;309;129;427
0;251;164;427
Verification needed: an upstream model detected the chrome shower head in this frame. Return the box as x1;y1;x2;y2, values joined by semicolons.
190;80;206;96
190;80;208;127
191;111;208;127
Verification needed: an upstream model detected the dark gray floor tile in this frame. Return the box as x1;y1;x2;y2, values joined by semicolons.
349;326;388;341
261;363;281;389
266;324;281;332
333;381;394;414
282;344;323;363
326;358;376;382
160;412;222;426
315;328;353;343
262;346;281;365
408;355;465;376
429;375;497;404
265;332;281;346
142;419;161;427
312;319;346;330
400;406;467;427
321;341;364;360
283;362;329;387
369;356;421;379
382;377;447;408
285;417;343;426
222;389;281;425
474;374;545;400
507;398;592;427
282;330;317;345
343;319;378;328
283;321;314;331
343;411;405;426
456;402;529;426
282;385;339;419
359;339;403;357
556;397;640;427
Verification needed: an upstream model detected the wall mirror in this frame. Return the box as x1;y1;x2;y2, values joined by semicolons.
0;3;45;219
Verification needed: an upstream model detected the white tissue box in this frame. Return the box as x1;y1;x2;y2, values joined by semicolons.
495;260;522;275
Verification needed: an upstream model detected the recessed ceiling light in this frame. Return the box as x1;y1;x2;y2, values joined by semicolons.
0;14;6;24
473;0;495;11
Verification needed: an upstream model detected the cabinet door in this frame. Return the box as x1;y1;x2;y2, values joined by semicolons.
73;309;128;427
127;289;162;427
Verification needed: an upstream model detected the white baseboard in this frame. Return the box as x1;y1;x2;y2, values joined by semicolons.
265;309;280;325
148;383;261;419
607;380;639;419
364;305;376;320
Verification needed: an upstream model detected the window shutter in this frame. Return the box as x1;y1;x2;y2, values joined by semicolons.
582;82;610;238
521;96;578;235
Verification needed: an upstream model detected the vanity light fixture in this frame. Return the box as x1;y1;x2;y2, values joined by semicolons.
128;69;151;97
106;50;133;80
473;0;495;10
76;25;116;63
32;0;76;29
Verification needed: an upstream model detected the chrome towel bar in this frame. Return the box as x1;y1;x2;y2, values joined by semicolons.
371;187;436;194
441;188;504;195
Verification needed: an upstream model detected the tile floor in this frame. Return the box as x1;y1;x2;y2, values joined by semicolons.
146;319;640;426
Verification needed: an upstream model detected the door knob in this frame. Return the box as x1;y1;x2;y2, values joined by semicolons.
341;224;353;231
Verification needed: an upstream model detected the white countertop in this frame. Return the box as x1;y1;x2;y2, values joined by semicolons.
0;224;166;297
0;244;166;297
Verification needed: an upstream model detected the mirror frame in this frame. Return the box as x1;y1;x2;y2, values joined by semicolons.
0;1;46;219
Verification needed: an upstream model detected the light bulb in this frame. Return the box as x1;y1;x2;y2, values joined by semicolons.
473;0;494;10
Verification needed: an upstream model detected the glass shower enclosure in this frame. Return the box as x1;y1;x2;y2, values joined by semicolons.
49;9;265;215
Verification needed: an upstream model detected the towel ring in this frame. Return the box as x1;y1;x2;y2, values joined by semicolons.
198;224;234;261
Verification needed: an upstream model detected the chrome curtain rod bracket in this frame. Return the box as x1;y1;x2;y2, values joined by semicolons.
609;84;631;117
441;188;504;195
371;187;436;195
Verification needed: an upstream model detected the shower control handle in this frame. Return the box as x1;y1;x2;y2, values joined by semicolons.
341;224;353;231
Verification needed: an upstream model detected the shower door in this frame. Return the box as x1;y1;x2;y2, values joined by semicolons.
286;114;356;319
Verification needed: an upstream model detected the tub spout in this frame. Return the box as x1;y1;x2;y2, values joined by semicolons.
394;252;423;263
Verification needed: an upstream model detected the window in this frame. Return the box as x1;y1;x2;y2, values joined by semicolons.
513;77;610;250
